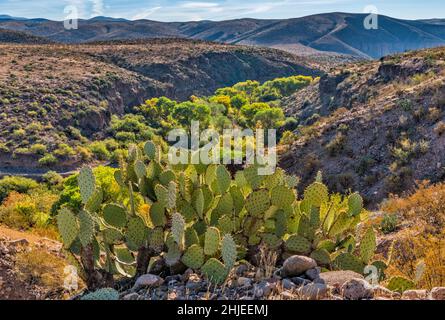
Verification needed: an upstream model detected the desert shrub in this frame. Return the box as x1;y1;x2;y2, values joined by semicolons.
0;143;10;153
0;176;39;203
30;143;47;155
253;107;285;129
230;94;248;109
280;130;298;146
88;141;110;161
54;143;75;158
39;153;58;166
382;181;445;233
42;171;64;190
380;213;399;234
434;121;445;136
0;190;57;230
427;107;442;122
326;132;347;156
385;167;413;194
12;128;26;139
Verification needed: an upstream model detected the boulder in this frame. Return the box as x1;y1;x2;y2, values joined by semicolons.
430;287;445;300
132;274;164;291
282;255;317;277
298;283;328;300
314;270;364;287
402;289;428;300
341;278;374;300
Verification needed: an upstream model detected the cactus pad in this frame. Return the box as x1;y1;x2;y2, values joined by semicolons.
221;234;237;270
303;182;328;207
310;248;331;265
333;252;365;274
85;188;103;213
148;227;164;252
245;190;270;216
57;208;79;248
149;202;166;227
182;244;205;269
243;165;264;190
126;217;147;248
285;234;311;254
218;215;234;235
103;204;127;228
160;170;176;186
103;228;124;244
194;189;205;218
201;258;228;284
386;276;415;293
271;185;295;208
81;288;119;300
262;233;282;249
204;227;221;256
348;193;363;216
78;210;95;247
185;227;200;247
171;212;185;246
212;165;231;195
78;167;96;204
144;141;157;160
360;227;376;264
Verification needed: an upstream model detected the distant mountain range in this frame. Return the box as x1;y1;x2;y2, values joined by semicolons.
1;12;445;58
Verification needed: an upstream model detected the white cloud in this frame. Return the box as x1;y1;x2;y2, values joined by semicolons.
180;2;220;9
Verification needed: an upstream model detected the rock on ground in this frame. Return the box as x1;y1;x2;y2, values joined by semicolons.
430;287;445;300
281;256;317;277
341;278;374;300
132;274;164;291
314;270;364;287
297;283;328;300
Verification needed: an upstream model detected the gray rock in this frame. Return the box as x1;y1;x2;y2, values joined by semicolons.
132;274;164;291
430;287;445;300
298;283;328;300
235;264;249;276
282;255;317;277
402;289;428;300
237;277;252;288
305;267;321;281
254;281;275;298
122;292;140;300
282;278;296;290
290;277;311;286
341;278;374;300
314;270;364;287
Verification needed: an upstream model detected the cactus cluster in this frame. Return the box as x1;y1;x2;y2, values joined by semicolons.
57;141;379;290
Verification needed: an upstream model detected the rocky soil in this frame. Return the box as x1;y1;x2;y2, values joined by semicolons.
110;254;445;301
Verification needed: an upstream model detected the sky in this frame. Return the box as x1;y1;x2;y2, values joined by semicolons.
0;0;444;22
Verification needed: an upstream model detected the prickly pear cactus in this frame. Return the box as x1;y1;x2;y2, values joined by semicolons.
201;258;228;284
360;227;376;264
333;252;365;274
221;234;237;270
81;288;119;300
58;208;79;248
303;182;328;207
78;210;95;247
245;190;270;216
386;276;415;293
204;227;220;256
285;234;312;255
78;167;96;204
103;204;127;228
182;244;205;269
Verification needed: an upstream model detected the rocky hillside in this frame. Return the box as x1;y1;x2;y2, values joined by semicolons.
280;46;445;205
0;39;320;171
1;13;445;58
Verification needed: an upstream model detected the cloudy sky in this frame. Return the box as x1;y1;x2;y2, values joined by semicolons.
0;0;444;21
